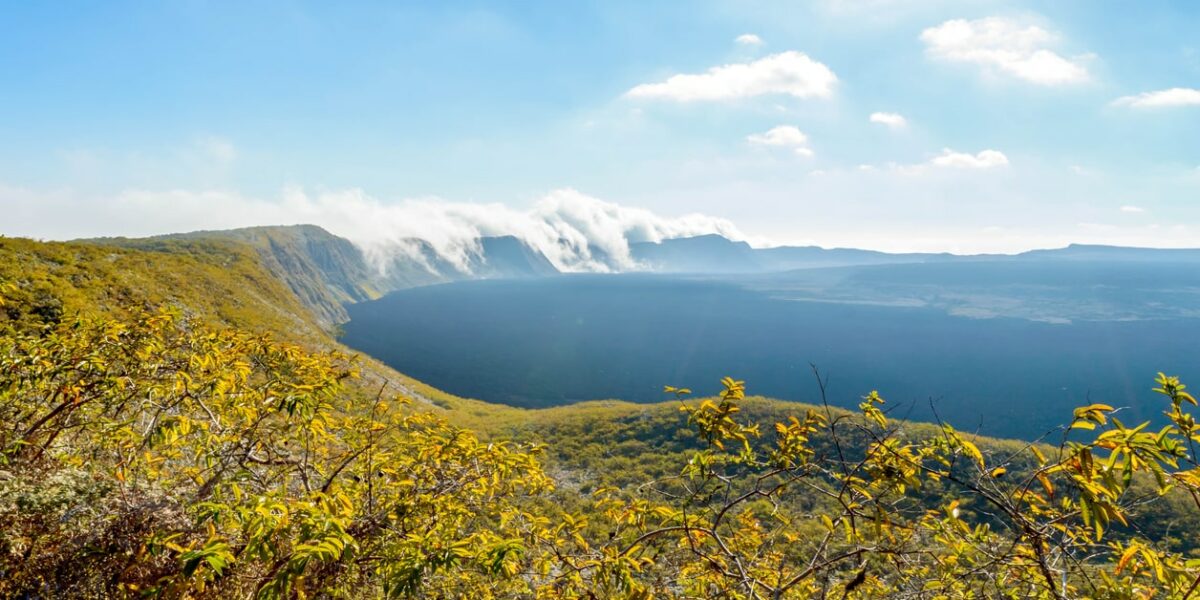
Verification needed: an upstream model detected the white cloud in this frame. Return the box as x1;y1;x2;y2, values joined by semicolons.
625;51;837;102
929;148;1010;169
735;33;763;46
885;149;1009;173
0;185;748;274
746;125;815;157
1112;88;1200;109
1120;205;1146;213
920;17;1090;85
746;125;808;146
869;112;907;129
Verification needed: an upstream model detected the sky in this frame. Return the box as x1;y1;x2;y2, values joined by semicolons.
1;0;1199;254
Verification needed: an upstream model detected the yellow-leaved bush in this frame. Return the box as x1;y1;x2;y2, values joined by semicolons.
534;375;1200;599
6;302;1200;598
0;307;550;598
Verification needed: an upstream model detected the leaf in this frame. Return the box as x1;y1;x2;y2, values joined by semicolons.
1073;403;1115;418
1116;544;1139;574
820;515;835;532
960;439;985;470
1036;472;1055;498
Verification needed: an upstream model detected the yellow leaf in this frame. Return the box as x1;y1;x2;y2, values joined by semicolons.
1116;544;1139;574
961;440;985;469
1036;472;1055;498
1074;403;1115;417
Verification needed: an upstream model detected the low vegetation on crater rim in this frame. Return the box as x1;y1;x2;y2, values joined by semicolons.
4;235;1200;598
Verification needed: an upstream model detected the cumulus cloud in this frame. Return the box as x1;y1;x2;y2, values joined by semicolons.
920;17;1090;85
746;125;814;157
735;33;763;46
624;51;837;102
869;112;907;129
930;148;1010;169
1112;88;1200;109
884;149;1010;174
0;185;748;274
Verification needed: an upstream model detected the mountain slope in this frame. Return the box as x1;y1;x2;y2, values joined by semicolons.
470;235;560;278
92;225;563;327
631;234;762;272
148;225;386;325
0;235;326;340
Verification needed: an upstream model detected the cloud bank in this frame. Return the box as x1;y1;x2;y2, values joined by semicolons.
921;17;1089;86
624;51;837;102
881;148;1010;174
735;33;763;46
1112;88;1200;109
0;185;747;274
746;125;814;156
869;112;907;129
929;148;1010;169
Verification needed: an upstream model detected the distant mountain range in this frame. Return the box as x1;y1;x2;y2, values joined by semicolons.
630;233;1200;272
629;233;956;272
82;224;1200;326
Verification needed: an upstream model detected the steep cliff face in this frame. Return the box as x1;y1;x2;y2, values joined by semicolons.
630;234;762;273
99;226;564;327
469;236;560;279
147;225;385;326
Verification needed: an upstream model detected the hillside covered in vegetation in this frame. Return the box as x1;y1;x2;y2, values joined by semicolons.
5;231;1200;598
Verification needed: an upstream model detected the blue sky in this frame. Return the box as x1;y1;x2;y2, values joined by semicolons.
1;0;1198;253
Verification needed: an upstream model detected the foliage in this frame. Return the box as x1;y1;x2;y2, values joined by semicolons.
97;225;391;327
518;376;1200;598
0;308;549;598
0;236;325;340
9;235;1200;598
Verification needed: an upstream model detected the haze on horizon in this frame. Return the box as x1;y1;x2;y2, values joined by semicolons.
1;1;1198;255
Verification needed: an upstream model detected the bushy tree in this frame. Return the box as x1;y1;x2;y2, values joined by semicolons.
0;307;549;598
534;376;1200;598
